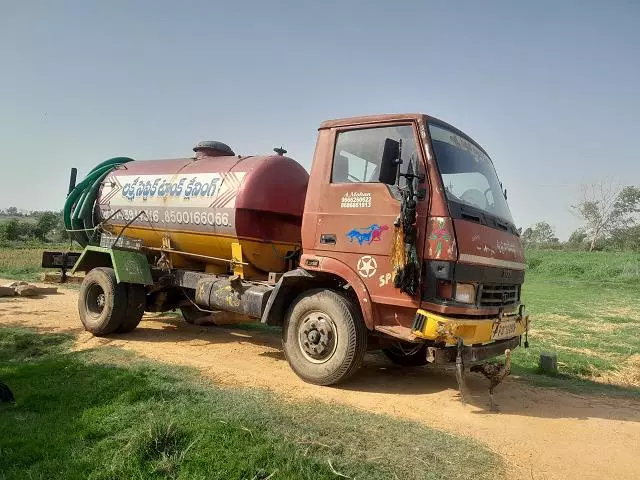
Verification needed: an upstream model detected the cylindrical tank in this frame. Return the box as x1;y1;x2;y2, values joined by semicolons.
96;149;309;276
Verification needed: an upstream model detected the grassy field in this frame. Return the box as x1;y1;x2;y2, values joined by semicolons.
0;242;77;281
515;250;640;390
0;327;501;480
0;244;638;393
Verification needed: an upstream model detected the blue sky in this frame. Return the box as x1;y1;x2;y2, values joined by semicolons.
1;0;638;239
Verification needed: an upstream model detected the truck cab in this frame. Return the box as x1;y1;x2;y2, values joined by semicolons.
298;113;528;367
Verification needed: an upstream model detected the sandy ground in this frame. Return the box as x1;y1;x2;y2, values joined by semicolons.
1;281;639;480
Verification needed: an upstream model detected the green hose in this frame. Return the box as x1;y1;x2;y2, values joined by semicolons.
64;157;134;246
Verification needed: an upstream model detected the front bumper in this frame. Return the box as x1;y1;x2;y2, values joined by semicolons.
428;336;521;365
411;308;530;345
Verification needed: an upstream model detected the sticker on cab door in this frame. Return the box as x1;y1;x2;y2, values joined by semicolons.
356;255;377;278
340;192;371;208
346;224;389;245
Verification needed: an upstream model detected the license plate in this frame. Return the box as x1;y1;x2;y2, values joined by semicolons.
491;319;517;340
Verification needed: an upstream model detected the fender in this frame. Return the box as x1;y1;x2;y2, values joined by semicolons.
300;254;376;330
260;268;316;326
72;246;153;285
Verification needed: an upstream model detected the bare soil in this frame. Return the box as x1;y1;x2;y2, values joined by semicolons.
1;281;638;480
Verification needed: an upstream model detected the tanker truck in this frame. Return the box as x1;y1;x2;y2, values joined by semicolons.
43;113;530;386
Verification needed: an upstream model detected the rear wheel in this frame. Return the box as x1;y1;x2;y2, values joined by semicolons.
282;289;367;385
382;343;429;366
78;267;127;336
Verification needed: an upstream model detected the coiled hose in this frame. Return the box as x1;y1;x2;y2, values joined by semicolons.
64;157;134;246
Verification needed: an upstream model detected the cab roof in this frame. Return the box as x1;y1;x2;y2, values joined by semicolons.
319;113;490;157
319;113;423;129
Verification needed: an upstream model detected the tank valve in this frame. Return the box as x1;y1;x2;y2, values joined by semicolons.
273;146;287;156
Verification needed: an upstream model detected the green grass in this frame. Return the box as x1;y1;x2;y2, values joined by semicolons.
513;250;640;393
525;249;640;284
0;328;501;480
0;243;78;281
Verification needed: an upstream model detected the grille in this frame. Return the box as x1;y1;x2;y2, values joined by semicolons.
478;284;520;307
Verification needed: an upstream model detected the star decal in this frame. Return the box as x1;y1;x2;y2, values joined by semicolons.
357;255;377;278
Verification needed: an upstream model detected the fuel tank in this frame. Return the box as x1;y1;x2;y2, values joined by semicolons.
96;148;309;276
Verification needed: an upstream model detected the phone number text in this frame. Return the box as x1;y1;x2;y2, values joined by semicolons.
102;208;231;227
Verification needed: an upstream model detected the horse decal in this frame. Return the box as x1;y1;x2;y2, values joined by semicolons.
346;224;389;245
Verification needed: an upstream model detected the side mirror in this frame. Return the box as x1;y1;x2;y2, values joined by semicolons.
378;138;401;185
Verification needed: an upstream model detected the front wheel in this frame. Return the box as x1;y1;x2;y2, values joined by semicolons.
282;289;367;385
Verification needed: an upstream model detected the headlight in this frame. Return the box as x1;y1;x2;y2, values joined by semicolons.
455;283;476;304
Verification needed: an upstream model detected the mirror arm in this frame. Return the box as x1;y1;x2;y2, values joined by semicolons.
394;139;403;185
398;172;425;183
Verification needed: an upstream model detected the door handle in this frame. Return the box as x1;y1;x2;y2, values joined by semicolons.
320;234;336;245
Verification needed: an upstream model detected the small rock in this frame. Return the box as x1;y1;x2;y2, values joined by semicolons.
0;286;15;297
15;285;40;296
36;287;58;295
539;352;558;374
14;284;58;296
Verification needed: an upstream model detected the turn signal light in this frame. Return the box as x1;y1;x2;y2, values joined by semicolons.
455;283;477;304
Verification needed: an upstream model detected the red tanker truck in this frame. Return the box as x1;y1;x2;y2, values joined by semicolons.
43;113;530;386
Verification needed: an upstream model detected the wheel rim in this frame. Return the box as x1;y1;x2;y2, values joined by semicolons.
85;283;106;319
297;311;338;364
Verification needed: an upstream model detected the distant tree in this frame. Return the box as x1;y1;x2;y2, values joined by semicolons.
1;219;19;240
6;206;18;216
612;186;640;226
34;211;60;242
56;212;69;242
565;229;588;250
604;225;640;252
572;182;640;251
522;221;558;248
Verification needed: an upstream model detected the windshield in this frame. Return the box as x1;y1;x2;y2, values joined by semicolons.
428;123;514;224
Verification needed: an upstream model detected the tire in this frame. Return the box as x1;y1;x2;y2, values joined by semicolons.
116;283;146;333
180;306;211;324
382;343;429;366
282;289;367;386
78;267;128;336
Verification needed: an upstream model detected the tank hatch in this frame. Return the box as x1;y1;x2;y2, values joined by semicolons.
193;140;235;157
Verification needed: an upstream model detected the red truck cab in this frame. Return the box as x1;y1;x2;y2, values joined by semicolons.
299;113;529;367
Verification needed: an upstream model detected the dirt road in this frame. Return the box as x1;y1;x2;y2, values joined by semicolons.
1;282;639;480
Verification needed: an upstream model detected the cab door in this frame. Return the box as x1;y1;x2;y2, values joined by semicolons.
311;123;429;312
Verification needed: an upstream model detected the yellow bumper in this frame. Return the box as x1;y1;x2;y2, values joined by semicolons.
411;309;530;346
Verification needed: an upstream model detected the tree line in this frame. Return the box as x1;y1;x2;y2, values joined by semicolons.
0;210;67;243
523;182;640;251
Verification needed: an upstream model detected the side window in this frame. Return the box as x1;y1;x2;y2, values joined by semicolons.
331;125;419;184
